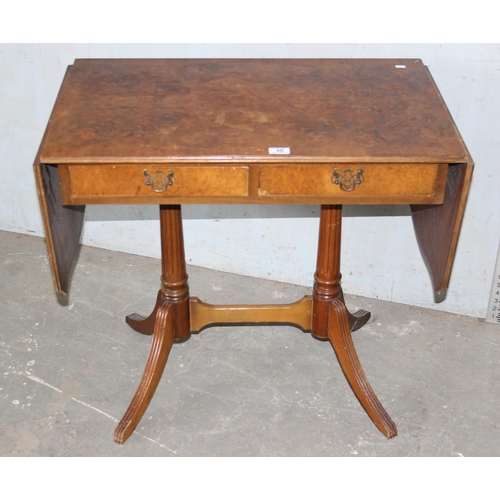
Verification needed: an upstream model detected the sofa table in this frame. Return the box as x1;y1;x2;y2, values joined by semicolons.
34;59;473;443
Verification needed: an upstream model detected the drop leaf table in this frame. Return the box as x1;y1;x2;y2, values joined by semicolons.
34;59;473;443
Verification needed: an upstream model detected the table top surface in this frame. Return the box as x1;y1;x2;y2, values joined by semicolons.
39;58;470;165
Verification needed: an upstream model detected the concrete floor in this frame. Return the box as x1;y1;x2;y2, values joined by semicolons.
1;229;499;457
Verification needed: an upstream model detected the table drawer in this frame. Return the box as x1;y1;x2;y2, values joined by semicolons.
59;164;249;204
258;164;447;202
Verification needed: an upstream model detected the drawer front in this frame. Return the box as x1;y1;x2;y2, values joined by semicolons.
60;164;249;203
258;164;447;201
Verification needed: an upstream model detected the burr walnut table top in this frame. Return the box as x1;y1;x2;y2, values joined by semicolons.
39;58;469;165
37;59;471;208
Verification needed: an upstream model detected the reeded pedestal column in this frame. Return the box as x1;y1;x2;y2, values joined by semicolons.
312;205;397;438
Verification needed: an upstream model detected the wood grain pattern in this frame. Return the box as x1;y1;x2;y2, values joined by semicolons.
259;163;447;202
312;205;344;339
59;164;249;204
411;162;474;293
39;59;470;165
34;164;85;295
159;205;191;342
311;204;392;436
125;206;191;341
58;162;447;205
32;59;474;443
32;64;87;295
327;299;397;438
126;290;162;336
114;302;174;444
190;296;312;333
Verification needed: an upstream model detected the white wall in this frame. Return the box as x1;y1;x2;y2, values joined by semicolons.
1;43;499;318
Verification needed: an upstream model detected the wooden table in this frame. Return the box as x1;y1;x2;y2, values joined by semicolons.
34;59;473;444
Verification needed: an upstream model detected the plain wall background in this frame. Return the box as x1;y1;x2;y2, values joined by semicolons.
1;43;499;318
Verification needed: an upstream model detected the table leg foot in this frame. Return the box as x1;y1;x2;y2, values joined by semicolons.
114;302;174;444
346;304;371;332
339;289;371;333
125;291;162;336
328;299;397;439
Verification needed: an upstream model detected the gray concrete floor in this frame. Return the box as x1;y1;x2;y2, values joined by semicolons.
1;229;499;456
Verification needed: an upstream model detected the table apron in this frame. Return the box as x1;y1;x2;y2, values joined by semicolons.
58;163;448;205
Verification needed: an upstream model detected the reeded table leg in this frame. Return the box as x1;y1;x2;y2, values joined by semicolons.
114;302;174;443
115;205;190;443
327;299;397;438
313;205;397;438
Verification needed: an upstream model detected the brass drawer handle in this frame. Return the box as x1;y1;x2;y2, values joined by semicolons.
332;168;364;192
143;169;175;193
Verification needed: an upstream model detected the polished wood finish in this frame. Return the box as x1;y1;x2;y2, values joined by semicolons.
121;205;375;441
312;206;395;436
114;302;175;444
411;163;474;293
33;59;474;443
312;205;344;339
58;162;447;205
259;163;447;202
34;164;85;295
35;59;473;295
32;65;86;295
59;164;249;204
124;206;191;342
126;290;161;336
327;299;397;438
35;59;473;296
39;59;469;164
116;206;190;439
190;296;313;333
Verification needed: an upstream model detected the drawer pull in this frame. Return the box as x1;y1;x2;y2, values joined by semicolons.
332;168;364;192
143;169;175;193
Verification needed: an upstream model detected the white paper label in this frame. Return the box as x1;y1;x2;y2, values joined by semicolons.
268;147;291;155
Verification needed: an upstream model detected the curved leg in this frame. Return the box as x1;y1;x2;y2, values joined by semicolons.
126;291;162;336
328;299;397;438
114;302;175;444
348;308;371;332
313;205;395;437
340;290;371;332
